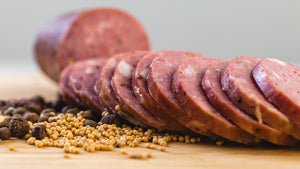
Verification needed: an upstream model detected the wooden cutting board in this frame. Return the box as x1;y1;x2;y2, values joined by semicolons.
0;74;300;169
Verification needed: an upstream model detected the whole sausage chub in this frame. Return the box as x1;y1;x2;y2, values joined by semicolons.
35;8;150;82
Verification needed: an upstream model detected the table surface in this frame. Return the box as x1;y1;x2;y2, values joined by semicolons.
0;74;300;169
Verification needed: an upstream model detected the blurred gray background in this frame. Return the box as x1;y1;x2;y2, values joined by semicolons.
0;0;299;74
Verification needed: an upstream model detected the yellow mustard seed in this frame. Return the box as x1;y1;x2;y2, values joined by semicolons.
146;152;153;158
87;145;95;152
101;144;108;151
64;146;70;153
150;144;156;149
159;141;167;147
145;143;151;148
27;137;36;145
178;136;185;142
216;140;224;146
69;146;76;154
115;105;121;111
9;145;15;151
160;147;166;152
121;148;128;155
107;145;114;151
190;138;196;144
64;154;71;159
35;141;44;148
129;153;137;159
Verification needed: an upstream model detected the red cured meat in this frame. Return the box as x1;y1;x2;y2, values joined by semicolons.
173;57;259;144
132;51;195;134
221;56;300;140
95;52;147;127
147;51;216;137
80;58;107;114
253;58;300;126
202;61;298;146
112;51;164;129
35;8;150;82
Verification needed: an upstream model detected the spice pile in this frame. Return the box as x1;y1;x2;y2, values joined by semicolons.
0;95;204;159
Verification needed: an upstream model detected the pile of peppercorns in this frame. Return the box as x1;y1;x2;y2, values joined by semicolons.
0;95;124;142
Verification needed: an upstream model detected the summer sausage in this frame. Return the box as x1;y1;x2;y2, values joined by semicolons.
95;52;147;127
252;58;300;126
202;61;298;146
59;64;79;106
35;8;150;82
221;56;300;140
132;52;195;134
172;57;259;144
80;58;107;113
147;51;216;137
112;51;165;130
68;59;102;106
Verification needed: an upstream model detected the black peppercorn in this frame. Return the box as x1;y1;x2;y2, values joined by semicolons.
12;107;28;116
0;127;11;140
0;117;12;128
9;117;29;138
30;95;45;105
148;137;153;142
24;112;39;123
65;108;78;116
82;110;98;121
31;124;47;140
100;114;120;126
38;116;49;122
115;143;121;148
3;107;14;116
40;108;56;118
84;120;98;128
26;103;42;114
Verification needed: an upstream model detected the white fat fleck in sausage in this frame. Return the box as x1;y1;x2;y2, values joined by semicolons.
85;67;94;74
97;22;112;34
139;68;149;79
118;61;133;77
183;65;196;76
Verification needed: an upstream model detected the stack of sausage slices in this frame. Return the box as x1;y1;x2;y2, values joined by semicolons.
60;51;300;146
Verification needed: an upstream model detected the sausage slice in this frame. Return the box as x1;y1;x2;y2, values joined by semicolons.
80;58;107;114
221;56;300;140
202;61;298;146
253;58;300;126
132;51;194;133
147;51;215;137
95;52;147;127
112;51;165;130
173;57;259;144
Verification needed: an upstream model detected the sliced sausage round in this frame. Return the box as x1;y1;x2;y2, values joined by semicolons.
173;57;259;144
68;59;101;106
80;58;107;114
202;61;298;146
59;64;79;106
252;58;300;126
95;52;147;127
221;56;300;140
147;51;216;137
132;51;195;134
35;8;150;82
112;51;165;130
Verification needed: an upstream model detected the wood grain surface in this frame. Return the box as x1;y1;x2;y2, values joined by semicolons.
0;74;300;169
